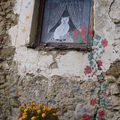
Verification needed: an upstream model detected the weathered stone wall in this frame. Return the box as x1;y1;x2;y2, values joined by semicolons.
104;60;120;120
0;0;120;120
0;0;18;119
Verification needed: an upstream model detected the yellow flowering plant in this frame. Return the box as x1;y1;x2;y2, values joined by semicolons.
18;100;59;120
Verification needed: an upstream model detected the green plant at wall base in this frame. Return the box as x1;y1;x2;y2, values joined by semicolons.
18;100;59;120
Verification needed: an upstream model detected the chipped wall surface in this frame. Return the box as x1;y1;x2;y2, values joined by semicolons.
0;0;120;120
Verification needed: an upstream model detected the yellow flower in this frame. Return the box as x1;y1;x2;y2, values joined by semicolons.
19;106;22;110
23;109;27;116
38;103;42;107
53;113;56;116
31;100;35;106
31;116;36;120
54;105;58;110
24;109;28;113
18;112;21;118
42;113;46;118
37;110;41;114
47;106;52;111
23;112;27;116
43;106;47;111
33;106;37;110
22;115;27;119
26;105;31;110
31;100;35;103
31;103;35;106
19;117;23;120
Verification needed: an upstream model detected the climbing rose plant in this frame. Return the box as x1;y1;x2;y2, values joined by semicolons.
83;29;114;120
18;100;59;120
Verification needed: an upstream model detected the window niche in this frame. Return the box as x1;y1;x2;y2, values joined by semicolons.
29;0;94;51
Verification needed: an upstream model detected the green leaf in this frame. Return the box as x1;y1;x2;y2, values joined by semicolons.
93;41;99;46
88;36;93;41
88;41;92;47
99;45;102;48
95;34;101;40
90;60;94;66
101;99;107;106
98;67;102;70
90;88;96;95
103;83;108;90
97;74;104;80
94;64;96;67
76;36;84;43
88;53;93;60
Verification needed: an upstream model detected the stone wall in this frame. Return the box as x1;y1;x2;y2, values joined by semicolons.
0;0;18;119
104;60;120;120
0;0;120;120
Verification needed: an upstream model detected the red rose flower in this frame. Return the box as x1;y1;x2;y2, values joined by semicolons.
88;28;94;36
80;31;86;37
83;114;90;120
102;91;107;97
101;39;108;48
90;98;96;106
98;109;104;117
84;66;92;74
73;29;78;37
97;60;102;67
80;25;87;31
83;38;88;44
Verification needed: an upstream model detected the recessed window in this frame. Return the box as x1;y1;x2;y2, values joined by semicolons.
29;0;93;50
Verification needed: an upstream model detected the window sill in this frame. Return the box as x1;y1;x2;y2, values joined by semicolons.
26;43;92;52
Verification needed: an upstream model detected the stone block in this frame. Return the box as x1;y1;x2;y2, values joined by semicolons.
117;77;120;84
110;84;120;95
105;75;116;83
4;2;11;10
9;97;20;108
0;12;5;16
0;47;15;57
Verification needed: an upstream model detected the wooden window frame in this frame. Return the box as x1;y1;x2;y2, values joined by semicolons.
28;0;94;51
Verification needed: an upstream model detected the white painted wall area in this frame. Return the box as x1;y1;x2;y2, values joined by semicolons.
9;0;120;80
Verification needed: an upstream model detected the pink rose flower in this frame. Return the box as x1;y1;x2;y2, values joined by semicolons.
101;39;108;48
102;91;107;97
83;114;90;120
73;29;78;37
83;38;88;44
90;98;96;106
97;60;102;67
80;25;87;31
80;31;86;37
84;66;92;74
98;109;104;117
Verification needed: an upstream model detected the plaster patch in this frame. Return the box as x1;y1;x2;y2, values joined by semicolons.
14;47;54;77
51;51;89;79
